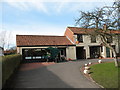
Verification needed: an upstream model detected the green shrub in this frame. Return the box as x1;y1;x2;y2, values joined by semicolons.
2;54;21;86
46;47;60;60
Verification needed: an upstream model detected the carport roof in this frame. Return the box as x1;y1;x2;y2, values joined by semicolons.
16;35;74;47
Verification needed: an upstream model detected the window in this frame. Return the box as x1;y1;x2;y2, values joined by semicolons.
91;36;96;43
107;36;112;43
77;34;83;43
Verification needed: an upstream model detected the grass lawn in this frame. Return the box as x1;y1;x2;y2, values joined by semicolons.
90;62;120;88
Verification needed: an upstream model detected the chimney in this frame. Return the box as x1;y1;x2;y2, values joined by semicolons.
103;24;107;30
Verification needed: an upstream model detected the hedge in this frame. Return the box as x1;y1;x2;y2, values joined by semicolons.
1;54;21;87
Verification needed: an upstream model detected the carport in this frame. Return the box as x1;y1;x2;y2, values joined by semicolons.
22;48;66;62
16;35;75;62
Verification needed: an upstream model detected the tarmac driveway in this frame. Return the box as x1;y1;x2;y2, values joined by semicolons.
6;59;113;88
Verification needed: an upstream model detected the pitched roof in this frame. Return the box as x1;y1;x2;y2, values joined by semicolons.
16;35;74;47
68;27;120;34
67;27;94;34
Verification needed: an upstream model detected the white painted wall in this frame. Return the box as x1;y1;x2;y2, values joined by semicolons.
74;35;77;43
74;34;119;58
75;35;101;46
84;46;90;59
101;46;106;58
113;35;119;53
66;46;76;60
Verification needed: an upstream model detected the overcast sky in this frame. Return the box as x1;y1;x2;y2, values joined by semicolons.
0;0;114;48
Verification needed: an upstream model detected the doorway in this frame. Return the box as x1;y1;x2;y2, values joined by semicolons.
90;46;101;58
76;47;86;59
106;47;110;58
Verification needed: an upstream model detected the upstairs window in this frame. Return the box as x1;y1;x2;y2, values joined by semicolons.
77;34;83;43
107;36;112;43
91;36;96;43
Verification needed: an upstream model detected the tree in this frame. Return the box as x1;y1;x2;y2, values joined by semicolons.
46;47;60;62
6;31;12;50
0;31;6;50
0;31;12;50
112;0;120;55
75;1;120;67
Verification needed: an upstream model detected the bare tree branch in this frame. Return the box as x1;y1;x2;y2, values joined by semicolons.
75;1;120;67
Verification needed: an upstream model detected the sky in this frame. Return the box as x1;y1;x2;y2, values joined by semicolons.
0;0;114;49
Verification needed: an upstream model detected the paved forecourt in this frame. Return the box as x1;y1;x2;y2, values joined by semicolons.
6;59;113;88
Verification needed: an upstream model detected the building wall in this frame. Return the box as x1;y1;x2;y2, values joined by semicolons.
75;35;101;59
17;47;20;54
66;46;76;60
72;34;119;59
16;30;120;60
75;35;102;46
113;35;119;53
64;28;74;43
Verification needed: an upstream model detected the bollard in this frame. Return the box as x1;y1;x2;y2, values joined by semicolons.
84;70;90;74
98;60;102;63
89;62;92;65
85;66;90;70
84;64;88;66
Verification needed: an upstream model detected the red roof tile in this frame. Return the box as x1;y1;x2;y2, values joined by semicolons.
16;35;73;46
67;27;94;34
68;27;120;34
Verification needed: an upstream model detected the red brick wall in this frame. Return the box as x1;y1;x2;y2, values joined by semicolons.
64;28;74;43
